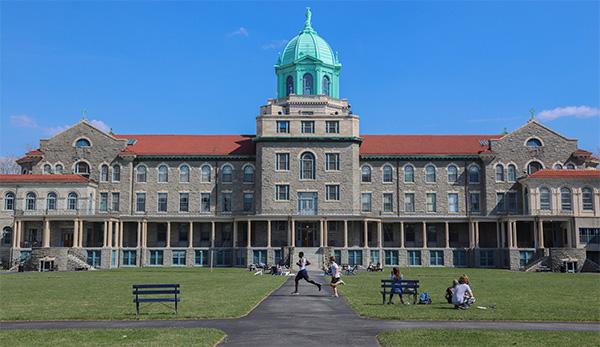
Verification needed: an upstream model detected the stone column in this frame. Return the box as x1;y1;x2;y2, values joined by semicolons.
119;221;124;248
496;221;501;248
507;221;514;249
189;221;194;248
343;220;348;248
474;221;479;248
291;219;296;247
166;222;171;248
210;221;216;248
232;220;237;248
422;221;427;249
538;220;544;248
142;220;148;248
12;220;19;248
445;222;450;248
400;222;404;248
73;219;79;248
500;221;506;248
267;220;272;248
363;220;369;248
137;221;142;248
79;220;84;247
324;220;329;247
533;220;539;248
247;220;251;248
43;219;50;248
107;221;113;248
513;221;518;248
377;221;383;248
319;219;324;247
103;221;108;248
566;221;572;248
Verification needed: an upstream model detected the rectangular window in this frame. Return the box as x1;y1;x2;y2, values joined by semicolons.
496;192;506;212
275;185;290;201
111;192;120;212
430;250;444;266
507;192;517;212
579;228;600;244
519;250;534;267
135;193;146;212
200;193;211;212
453;250;467;267
469;192;480;212
157;193;168;212
179;193;189;212
370;250;380;265
326;185;340;201
276;120;290;134
221;192;232;212
243;192;254;212
301;121;315;134
333;250;342;264
253;250;267;265
99;193;108;212
348;250;363;266
404;193;415;212
408;250;421;266
383;193;393;212
149;250;163;266
172;250;186;266
448;193;459;213
361;193;372;212
325;121;339;134
122;250;136;266
582;189;594;211
426;193;437;212
274;249;283;265
384;250;399;266
479;250;495;267
325;153;340;171
194;250;208;266
87;250;101;267
276;153;290;171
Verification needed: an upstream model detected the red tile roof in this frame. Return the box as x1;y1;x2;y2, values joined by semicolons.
0;174;90;183
527;169;600;179
359;135;503;155
114;135;256;156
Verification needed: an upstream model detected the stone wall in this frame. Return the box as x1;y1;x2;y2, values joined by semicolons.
549;248;586;272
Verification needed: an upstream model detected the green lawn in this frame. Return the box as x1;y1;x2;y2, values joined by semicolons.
0;328;225;347
0;268;285;321
378;329;600;347
339;268;600;321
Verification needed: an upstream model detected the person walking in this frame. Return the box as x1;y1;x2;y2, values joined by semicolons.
329;256;345;297
292;251;321;295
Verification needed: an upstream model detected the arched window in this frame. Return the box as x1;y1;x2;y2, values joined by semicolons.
447;165;458;183
46;192;57;210
425;165;436;183
468;165;480;184
112;164;121;182
43;164;52;174
300;152;316;180
100;164;109;182
67;192;78;210
75;161;90;176
527;161;543;175
25;192;36;210
136;165;147;183
560;188;572;211
382;165;393;183
179;165;190;183
302;73;313;95
539;187;551;210
2;227;12;246
495;164;504;182
200;165;212;183
507;164;517;182
404;165;414;183
221;165;233;183
361;165;371;183
243;165;254;183
4;192;15;210
566;163;576;170
582;187;594;211
526;138;542;148
55;164;63;174
286;76;294;96
553;163;563;170
75;138;91;148
322;75;330;96
158;165;169;183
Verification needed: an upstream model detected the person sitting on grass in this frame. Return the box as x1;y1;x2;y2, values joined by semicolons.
445;279;459;304
387;267;404;304
452;274;476;309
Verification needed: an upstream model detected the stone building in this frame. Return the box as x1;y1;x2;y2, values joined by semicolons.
1;9;599;271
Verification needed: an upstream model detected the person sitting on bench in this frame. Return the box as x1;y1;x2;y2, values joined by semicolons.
452;275;475;309
387;267;404;304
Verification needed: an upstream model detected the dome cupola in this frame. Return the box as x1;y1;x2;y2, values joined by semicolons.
275;8;342;98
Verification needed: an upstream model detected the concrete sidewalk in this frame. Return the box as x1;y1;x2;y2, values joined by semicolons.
1;274;599;346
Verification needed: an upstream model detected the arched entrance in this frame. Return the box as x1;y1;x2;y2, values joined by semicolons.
296;221;319;247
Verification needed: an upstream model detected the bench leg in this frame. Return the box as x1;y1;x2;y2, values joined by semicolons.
136;301;139;317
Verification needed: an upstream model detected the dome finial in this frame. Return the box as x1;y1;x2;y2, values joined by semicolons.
303;7;313;31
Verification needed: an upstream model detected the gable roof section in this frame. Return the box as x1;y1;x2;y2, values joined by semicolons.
526;169;600;179
114;135;256;156
0;174;90;184
360;135;502;156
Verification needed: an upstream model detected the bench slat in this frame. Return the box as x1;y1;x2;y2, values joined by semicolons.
133;290;180;295
134;298;181;303
133;284;180;289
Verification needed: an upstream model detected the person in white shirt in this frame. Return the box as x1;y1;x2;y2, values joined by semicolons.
452;274;476;309
328;256;345;297
292;252;321;295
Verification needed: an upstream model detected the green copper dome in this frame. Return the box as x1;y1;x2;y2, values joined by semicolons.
275;8;342;99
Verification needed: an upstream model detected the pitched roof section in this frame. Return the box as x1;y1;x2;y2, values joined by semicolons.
360;135;503;156
114;135;256;156
0;174;90;184
527;169;600;179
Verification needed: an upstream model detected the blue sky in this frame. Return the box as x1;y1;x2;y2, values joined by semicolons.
1;1;598;156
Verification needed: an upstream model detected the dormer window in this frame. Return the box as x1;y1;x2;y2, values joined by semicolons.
276;121;290;134
75;138;91;148
526;138;542;148
75;161;90;177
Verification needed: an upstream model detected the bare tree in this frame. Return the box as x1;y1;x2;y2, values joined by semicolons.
0;156;21;174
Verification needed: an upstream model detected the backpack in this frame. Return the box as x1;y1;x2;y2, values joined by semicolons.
419;292;432;305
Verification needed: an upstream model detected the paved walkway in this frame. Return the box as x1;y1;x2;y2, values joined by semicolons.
2;274;599;346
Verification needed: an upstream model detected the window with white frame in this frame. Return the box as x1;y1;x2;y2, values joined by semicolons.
221;165;233;183
560;188;572;211
539;187;551;210
326;185;340;201
276;153;289;171
112;164;121;182
111;192;120;212
276;185;290;201
301;121;315;134
276;120;290;134
300;152;315;180
425;165;436;183
75;161;90;176
361;165;371;183
157;193;168;212
361;193;372;212
100;165;109;182
46;192;57;210
496;192;506;212
179;193;189;212
243;193;254;212
566;163;576;170
200;165;212;182
468;166;480;184
55;164;63;174
448;193;459;213
383;193;393;212
100;192;108;211
404;193;415;212
43;164;52;174
507;164;517;182
495;164;504;181
200;193;211;212
4;192;15;210
526;138;542;147
135;193;146;212
25;192;36;210
179;165;190;183
326;153;340;171
325;121;339;134
404;165;414;183
382;165;393;183
136;166;147;183
469;192;480;212
158;165;169;183
447;165;458;183
67;192;78;210
221;192;232;212
243;165;254;183
527;161;543;175
582;187;594;211
426;193;436;212
553;163;563;170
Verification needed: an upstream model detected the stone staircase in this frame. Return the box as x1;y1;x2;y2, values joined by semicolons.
524;256;550;272
67;249;95;271
292;247;323;271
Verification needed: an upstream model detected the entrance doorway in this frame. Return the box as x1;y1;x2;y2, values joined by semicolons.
296;222;319;247
62;229;74;247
